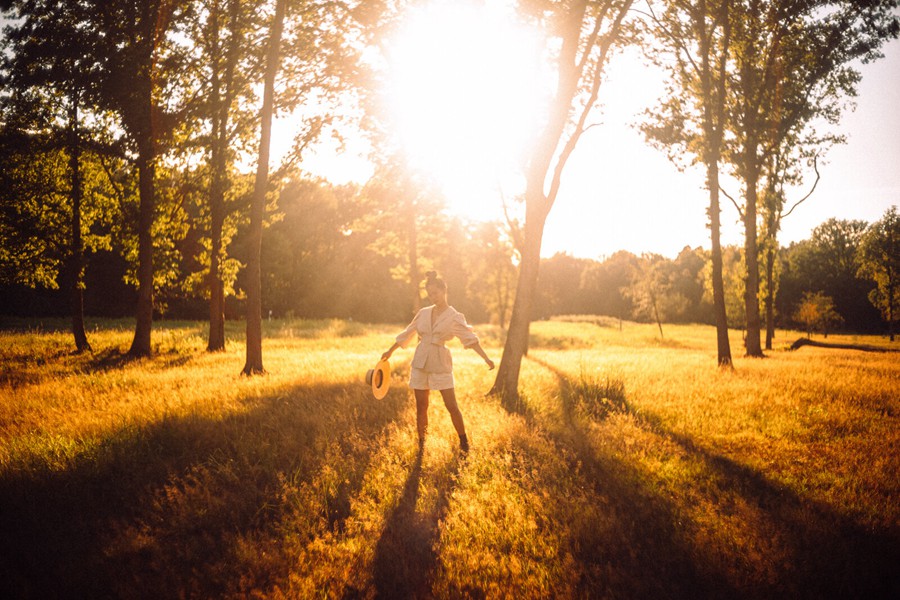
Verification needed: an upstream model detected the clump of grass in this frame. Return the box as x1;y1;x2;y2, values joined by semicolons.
571;371;628;420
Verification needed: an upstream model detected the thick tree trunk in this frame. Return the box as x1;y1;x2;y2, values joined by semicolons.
242;0;286;375
128;134;155;358
68;92;91;353
489;0;632;402
743;160;763;356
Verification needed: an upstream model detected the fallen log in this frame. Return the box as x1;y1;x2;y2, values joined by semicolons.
789;337;899;353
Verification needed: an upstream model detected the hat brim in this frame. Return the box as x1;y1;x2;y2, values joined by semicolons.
370;358;391;399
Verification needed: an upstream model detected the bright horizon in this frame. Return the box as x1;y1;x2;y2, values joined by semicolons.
281;1;900;260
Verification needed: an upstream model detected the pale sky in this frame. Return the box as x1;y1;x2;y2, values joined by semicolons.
539;35;900;260
297;14;900;261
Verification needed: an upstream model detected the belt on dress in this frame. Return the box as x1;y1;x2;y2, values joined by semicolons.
419;334;445;347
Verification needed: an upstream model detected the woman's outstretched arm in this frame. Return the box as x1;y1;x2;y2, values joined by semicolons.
382;342;402;360
469;342;495;370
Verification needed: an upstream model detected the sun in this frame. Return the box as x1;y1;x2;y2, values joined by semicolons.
383;0;547;221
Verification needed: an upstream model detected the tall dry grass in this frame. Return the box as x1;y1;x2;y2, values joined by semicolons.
0;316;897;598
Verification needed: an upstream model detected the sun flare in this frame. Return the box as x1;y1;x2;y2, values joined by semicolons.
384;1;547;220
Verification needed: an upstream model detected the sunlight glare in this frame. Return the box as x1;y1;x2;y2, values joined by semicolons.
384;1;546;221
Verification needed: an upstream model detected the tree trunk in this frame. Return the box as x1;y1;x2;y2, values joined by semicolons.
128;132;155;358
708;168;732;367
242;0;286;375
700;0;732;368
68;91;91;353
490;204;546;406
208;172;226;351
764;245;776;350
889;277;895;342
653;298;664;338
743;156;764;356
207;0;226;352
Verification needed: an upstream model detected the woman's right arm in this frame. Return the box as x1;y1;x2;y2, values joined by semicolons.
384;311;420;359
382;342;401;360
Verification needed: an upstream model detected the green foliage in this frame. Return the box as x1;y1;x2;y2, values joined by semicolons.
779;218;880;331
794;290;843;338
857;205;900;338
0;133;124;287
626;253;689;337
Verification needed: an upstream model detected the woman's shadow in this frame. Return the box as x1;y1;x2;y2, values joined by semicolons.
369;446;461;599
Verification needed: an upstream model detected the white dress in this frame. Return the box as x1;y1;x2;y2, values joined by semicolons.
395;305;480;390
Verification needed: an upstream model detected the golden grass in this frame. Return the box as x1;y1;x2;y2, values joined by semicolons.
0;317;897;598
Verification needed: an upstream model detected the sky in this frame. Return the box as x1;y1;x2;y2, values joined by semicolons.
294;5;900;261
538;35;900;260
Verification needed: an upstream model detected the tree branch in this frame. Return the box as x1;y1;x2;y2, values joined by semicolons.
719;184;743;219
782;155;820;220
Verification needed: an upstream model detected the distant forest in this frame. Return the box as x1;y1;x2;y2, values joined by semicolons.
0;173;889;336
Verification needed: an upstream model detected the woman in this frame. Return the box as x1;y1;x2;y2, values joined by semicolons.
382;271;494;452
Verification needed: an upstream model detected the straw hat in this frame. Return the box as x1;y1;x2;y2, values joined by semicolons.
365;358;391;399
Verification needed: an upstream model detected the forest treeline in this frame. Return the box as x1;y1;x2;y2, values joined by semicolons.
0;167;892;337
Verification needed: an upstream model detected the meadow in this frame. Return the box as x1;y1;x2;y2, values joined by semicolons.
0;316;897;599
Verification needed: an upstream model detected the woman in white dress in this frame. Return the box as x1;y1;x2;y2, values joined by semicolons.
382;271;494;452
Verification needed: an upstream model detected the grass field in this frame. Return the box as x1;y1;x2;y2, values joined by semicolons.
1;316;898;599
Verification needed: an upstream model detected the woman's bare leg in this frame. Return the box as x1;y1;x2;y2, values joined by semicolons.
414;389;429;443
439;388;467;439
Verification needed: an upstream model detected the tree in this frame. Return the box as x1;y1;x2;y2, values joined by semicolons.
242;0;286;375
491;0;636;403
79;0;194;357
627;253;688;338
0;0;112;352
467;221;517;328
362;163;447;317
758;158;820;350
581;250;638;329
858;205;900;341
794;290;842;339
185;0;259;351
642;0;733;367
724;0;899;357
241;0;366;373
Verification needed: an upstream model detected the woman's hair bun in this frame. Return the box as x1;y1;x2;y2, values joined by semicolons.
423;270;447;290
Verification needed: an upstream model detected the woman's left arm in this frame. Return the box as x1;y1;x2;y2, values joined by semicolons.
470;342;495;370
453;312;494;369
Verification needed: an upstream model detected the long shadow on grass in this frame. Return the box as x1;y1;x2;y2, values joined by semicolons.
527;356;899;600
647;420;900;599
0;381;406;599
365;447;460;599
520;356;736;599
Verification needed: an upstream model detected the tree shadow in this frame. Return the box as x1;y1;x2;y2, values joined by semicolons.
0;381;407;599
85;346;196;372
526;355;900;599
365;448;461;599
